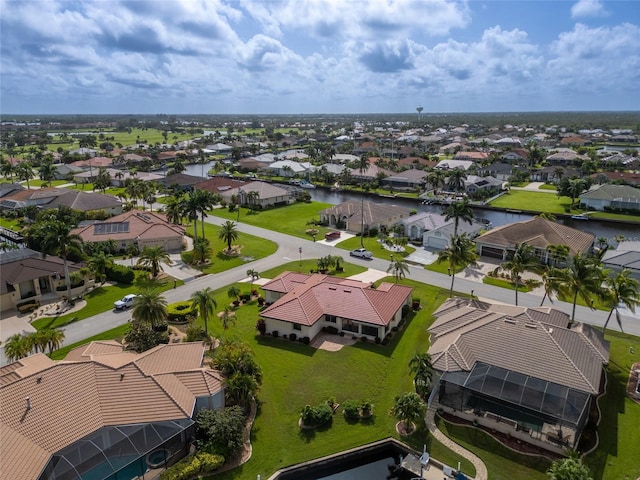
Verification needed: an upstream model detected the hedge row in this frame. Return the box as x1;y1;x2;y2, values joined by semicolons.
167;301;197;323
105;264;135;284
159;452;224;480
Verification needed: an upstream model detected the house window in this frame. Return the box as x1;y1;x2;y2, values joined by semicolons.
325;315;337;323
362;325;378;337
293;324;302;331
342;319;359;333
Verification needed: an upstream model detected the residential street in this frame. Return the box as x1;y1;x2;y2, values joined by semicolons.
53;215;640;350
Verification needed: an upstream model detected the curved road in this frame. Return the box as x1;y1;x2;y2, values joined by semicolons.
59;216;640;348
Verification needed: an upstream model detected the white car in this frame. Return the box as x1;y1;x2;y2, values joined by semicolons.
349;248;373;259
114;294;138;310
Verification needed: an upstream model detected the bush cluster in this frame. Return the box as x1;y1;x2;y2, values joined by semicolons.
167;301;197;323
105;264;135;284
300;403;333;427
159;452;224;480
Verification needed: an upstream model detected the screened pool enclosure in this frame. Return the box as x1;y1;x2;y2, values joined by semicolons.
437;362;592;449
37;419;194;480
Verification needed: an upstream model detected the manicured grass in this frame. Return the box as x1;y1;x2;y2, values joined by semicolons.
31;274;182;330
203;279;476;479
50;324;131;360
424;259;466;275
260;260;367;279
209;201;334;240
584;331;640;480
0;216;22;231
183;221;277;274
69;182;95;191
28;179;69;187
482;276;534;293
489;191;575;214
538;184;557;191
336;236;416;260
435;416;550;480
587;212;640;223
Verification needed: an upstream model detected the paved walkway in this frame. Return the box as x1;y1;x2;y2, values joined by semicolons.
426;406;488;480
510;182;556;193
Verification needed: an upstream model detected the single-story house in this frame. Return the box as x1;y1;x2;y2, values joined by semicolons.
530;166;581;183
349;163;394;183
52;164;83;180
69;156;114;169
267;160;311;177
218;181;295;208
454;151;489;162
0;188;122;215
479;162;524;182
545;150;588;166
399;212;485;249
203;143;233;154
382;168;427;190
474;218;594;262
160;173;205;192
589;171;640;187
0;248;93;314
260;272;413;341
195;177;247;196
72;211;185;253
579;184;640;211
0;342;224;480
319;200;411;234
429;297;609;454
600;154;639;169
435;159;473;171
463;175;503;196
601;241;640;280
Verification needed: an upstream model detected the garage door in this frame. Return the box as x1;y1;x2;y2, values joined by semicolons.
481;246;504;259
427;236;448;250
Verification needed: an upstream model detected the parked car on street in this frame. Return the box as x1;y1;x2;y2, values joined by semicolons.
349;248;373;259
114;294;138;310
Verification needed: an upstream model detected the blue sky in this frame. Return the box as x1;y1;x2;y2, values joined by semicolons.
1;0;639;115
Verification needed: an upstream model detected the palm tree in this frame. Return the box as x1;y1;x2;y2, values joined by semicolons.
88;251;114;286
39;160;57;187
94;167;111;193
539;266;564;306
182;191;200;241
567;178;586;208
227;285;241;305
602;269;640;332
4;334;32;362
194;189;216;240
43;328;65;355
40;218;83;301
387;258;410;283
437;234;479;297
0;159;14;181
356;155;369;248
137;245;172;278
247;269;260;289
556;253;606;322
218;220;239;253
500;243;540;305
191;238;212;264
444;198;474;237
426;169;446;193
546;244;570;267
389;392;426;434
131;289;168;327
164;193;185;225
409;353;434;399
15;161;35;189
220;306;236;330
191;287;217;338
246;190;260;208
446;168;467;192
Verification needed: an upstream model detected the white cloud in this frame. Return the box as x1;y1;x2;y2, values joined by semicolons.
571;0;608;19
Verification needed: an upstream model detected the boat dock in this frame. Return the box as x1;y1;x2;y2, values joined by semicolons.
400;450;469;479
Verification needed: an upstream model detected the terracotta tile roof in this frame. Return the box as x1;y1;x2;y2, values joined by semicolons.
72;210;184;243
0;342;222;480
474;218;594;256
261;272;412;328
429;298;609;395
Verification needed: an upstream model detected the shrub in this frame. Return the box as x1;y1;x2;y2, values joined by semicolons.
195;406;245;459
272;330;279;338
302;336;310;345
105;264;135;284
185;324;208;342
167;301;197;323
257;297;265;306
360;336;368;342
241;292;251;302
402;304;411;317
300;403;333;427
325;325;339;334
159;452;225;480
343;400;360;420
196;452;225;472
17;300;40;314
255;319;266;335
289;333;297;341
375;336;381;344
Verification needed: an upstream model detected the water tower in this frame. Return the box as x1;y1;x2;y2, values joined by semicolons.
416;105;423;120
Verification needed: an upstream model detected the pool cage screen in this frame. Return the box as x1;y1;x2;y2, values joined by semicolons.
37;419;194;480
438;362;591;439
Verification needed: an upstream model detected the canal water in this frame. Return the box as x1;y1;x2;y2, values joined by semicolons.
184;162;639;242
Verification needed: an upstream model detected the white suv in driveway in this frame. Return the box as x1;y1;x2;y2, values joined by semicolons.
350;248;373;259
114;294;138;310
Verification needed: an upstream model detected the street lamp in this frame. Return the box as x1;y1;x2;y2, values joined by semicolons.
447;267;451;276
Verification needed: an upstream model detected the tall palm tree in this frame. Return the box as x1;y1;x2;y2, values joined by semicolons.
40;218;83;301
94;167;111;193
437;234;479;297
88;251;114;286
131;289;168;327
191;287;217;338
164;193;185;225
556;253;606;322
218;220;239;253
389;392;426;434
43;328;65;355
15;161;35;189
4;334;32;362
602;269;640;332
567;178;586;208
539;266;564;306
546;244;570;267
409;352;434;399
387;258;410;283
137;245;172;278
446;168;467;192
38;160;57;187
192;238;212;264
356;155;369;248
182;191;200;242
426;169;446;193
444;198;474;237
0;159;14;181
500;242;540;305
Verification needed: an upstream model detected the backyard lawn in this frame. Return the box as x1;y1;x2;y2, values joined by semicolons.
489;190;575;214
209;201;333;240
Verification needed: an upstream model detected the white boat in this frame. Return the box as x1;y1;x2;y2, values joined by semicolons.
571;214;589;220
299;180;316;189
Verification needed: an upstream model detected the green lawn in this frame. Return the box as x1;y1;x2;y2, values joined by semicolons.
587;211;640;223
482;276;534;293
209;201;334;240
201;278;476;479
538;184;557;191
424;259;466;275
50;324;131;360
584;331;640;480
182;221;278;275
31;273;182;330
336;236;416;260
260;260;367;279
69;182;95;191
0;216;22;231
490;191;576;214
28;179;69;187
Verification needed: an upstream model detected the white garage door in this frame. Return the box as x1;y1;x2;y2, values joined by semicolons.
427;236;448;250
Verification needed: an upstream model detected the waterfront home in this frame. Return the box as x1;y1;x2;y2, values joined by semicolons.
319;200;411;234
579;184;640;211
